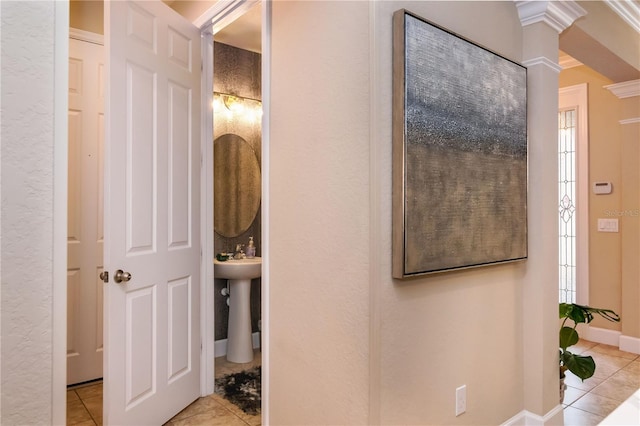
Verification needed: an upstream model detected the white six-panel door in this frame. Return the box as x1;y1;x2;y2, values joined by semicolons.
104;1;202;424
68;35;105;386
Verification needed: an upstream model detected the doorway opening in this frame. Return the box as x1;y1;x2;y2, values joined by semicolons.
67;28;105;389
210;2;264;422
69;1;270;424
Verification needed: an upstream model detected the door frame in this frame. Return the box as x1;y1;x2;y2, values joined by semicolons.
53;2;70;424
53;0;271;423
196;0;268;406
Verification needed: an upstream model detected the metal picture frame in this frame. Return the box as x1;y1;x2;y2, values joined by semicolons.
392;9;528;278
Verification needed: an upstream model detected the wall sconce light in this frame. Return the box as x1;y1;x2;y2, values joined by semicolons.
212;92;262;122
222;95;244;113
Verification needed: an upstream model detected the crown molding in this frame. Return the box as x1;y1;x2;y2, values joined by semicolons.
515;0;587;33
69;28;103;45
559;54;583;70
604;0;640;33
604;80;640;98
523;56;563;74
193;0;259;32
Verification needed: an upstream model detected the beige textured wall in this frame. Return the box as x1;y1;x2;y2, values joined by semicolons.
70;0;214;34
164;0;214;23
376;3;528;423
619;93;640;339
559;66;625;331
576;1;640;72
269;1;372;424
70;0;103;34
620;119;640;339
1;1;65;423
270;1;545;424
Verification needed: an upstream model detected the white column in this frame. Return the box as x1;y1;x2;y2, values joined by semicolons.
515;0;587;418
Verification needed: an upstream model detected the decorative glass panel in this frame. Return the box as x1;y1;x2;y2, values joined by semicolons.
559;109;577;303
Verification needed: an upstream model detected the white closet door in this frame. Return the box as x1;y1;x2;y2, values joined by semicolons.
67;35;105;386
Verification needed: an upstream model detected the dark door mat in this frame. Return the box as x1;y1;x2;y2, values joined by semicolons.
215;366;261;415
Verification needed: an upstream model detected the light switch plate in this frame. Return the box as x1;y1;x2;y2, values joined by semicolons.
455;385;466;416
598;218;619;232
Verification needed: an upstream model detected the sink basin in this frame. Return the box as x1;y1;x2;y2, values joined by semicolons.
214;257;262;280
214;256;262;363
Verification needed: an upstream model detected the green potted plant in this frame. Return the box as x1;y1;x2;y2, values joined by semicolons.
559;303;620;401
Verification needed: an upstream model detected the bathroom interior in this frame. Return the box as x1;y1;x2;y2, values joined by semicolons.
66;1;264;423
211;2;264;367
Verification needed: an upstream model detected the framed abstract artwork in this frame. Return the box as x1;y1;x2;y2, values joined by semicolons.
392;9;528;278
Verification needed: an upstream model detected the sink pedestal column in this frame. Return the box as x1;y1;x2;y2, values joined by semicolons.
226;278;254;363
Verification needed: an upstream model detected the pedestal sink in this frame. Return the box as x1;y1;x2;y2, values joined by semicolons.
214;257;261;363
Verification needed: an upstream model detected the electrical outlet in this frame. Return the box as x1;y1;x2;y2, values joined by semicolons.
455;385;466;416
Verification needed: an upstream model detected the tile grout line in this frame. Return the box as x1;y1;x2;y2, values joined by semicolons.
79;393;98;426
69;355;262;425
563;342;640;422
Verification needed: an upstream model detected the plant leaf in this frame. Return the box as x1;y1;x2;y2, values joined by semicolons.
566;305;587;324
560;326;579;350
561;303;621;324
559;303;572;318
561;352;595;381
577;304;621;323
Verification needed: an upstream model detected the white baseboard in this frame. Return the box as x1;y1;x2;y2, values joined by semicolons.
214;332;261;358
583;326;621;346
583;326;640;355
501;410;526;426
501;405;563;426
619;335;640;355
501;331;640;426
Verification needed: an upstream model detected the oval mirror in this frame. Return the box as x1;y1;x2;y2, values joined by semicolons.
214;134;261;238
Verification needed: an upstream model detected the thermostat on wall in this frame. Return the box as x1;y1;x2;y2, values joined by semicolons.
593;182;612;195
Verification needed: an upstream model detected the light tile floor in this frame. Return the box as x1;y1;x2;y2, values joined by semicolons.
67;380;102;426
67;349;261;426
68;342;638;426
562;340;640;426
